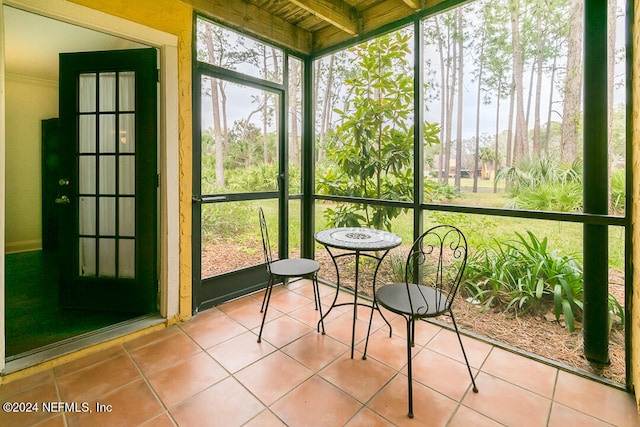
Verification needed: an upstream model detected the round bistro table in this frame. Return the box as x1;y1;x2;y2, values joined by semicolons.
315;227;402;358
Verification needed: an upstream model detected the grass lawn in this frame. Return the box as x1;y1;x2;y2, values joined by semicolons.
201;183;625;272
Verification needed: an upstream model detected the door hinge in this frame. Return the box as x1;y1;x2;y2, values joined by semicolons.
156;69;160;83
156;174;160;188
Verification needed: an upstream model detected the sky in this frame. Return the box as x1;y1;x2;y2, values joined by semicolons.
200;0;628;147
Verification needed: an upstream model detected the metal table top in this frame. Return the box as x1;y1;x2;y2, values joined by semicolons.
315;227;402;252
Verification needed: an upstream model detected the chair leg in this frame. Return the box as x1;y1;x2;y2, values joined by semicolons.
311;274;319;310
361;299;377;360
259;277;270;314
257;276;275;343
410;317;416;347
313;274;325;335
406;318;414;418
450;311;479;393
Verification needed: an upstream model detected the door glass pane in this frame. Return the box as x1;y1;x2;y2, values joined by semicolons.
119;114;135;153
71;53;146;286
288;56;303;195
313;27;415;230
99;197;116;235
79;238;96;276
197;17;283;84
79;116;96;153
79;73;96;113
99;72;116;112
98;238;116;277
78;197;96;235
99;114;116;153
79;157;96;194
119;156;135;195
99;156;116;194
119;71;135;111
119;240;135;278
201;200;269;279
200;77;279;195
119;197;135;236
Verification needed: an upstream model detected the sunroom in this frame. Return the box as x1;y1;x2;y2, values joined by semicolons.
1;0;639;425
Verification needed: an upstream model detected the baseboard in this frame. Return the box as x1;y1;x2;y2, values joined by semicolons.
5;240;42;254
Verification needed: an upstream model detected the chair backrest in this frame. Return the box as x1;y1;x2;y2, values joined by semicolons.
258;207;274;271
405;224;468;315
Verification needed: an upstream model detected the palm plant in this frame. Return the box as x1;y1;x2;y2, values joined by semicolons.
496;156;582;212
464;230;623;332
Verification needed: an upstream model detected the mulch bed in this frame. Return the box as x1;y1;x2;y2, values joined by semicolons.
203;241;626;385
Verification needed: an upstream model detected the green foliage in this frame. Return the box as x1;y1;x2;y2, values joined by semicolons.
425;180;459;202
496;156;583;212
506;181;582;212
610;168;625;214
227;163;278;192
317;30;440;231
464;230;624;333
203;162;301;194
390;252;406;284
225;120;268;168
201;203;254;245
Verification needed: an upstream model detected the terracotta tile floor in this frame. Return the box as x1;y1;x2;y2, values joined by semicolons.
1;279;638;427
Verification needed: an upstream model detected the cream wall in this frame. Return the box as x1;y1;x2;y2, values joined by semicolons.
4;74;57;253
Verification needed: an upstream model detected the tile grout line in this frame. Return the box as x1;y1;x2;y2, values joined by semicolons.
122;339;178;426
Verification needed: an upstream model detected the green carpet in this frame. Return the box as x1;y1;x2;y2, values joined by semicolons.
5;250;142;357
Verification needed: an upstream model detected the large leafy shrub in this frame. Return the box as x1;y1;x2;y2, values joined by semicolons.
464;230;624;332
496;156;583;212
316;31;439;230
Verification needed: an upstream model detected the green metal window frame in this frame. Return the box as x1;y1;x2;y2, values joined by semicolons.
302;0;632;390
191;0;633;389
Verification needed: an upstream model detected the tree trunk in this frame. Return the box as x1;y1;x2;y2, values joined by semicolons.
532;7;544;157
262;46;269;164
560;0;583;164
289;59;300;166
494;78;502;193
435;17;446;183
204;29;225;188
454;9;464;191
545;53;557;155
510;0;529;164
219;80;229;153
607;0;616;212
506;78;515;167
444;21;457;186
318;55;335;163
473;38;484;193
525;61;535;130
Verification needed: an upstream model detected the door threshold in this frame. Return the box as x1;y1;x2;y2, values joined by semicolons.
3;314;165;374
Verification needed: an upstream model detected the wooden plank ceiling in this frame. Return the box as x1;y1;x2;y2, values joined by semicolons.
184;0;447;56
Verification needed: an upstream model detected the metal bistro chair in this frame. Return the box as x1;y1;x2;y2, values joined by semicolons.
363;224;478;418
257;207;324;343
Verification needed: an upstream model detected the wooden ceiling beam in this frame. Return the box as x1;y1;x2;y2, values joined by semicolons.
313;0;409;52
186;0;313;55
399;0;422;11
287;0;358;36
312;0;448;53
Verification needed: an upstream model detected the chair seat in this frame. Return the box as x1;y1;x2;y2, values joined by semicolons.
270;258;320;278
376;283;450;318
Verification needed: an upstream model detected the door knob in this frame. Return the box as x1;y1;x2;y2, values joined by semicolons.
55;195;70;204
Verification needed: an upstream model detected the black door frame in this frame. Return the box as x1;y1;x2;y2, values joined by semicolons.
58;48;158;313
191;62;288;313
